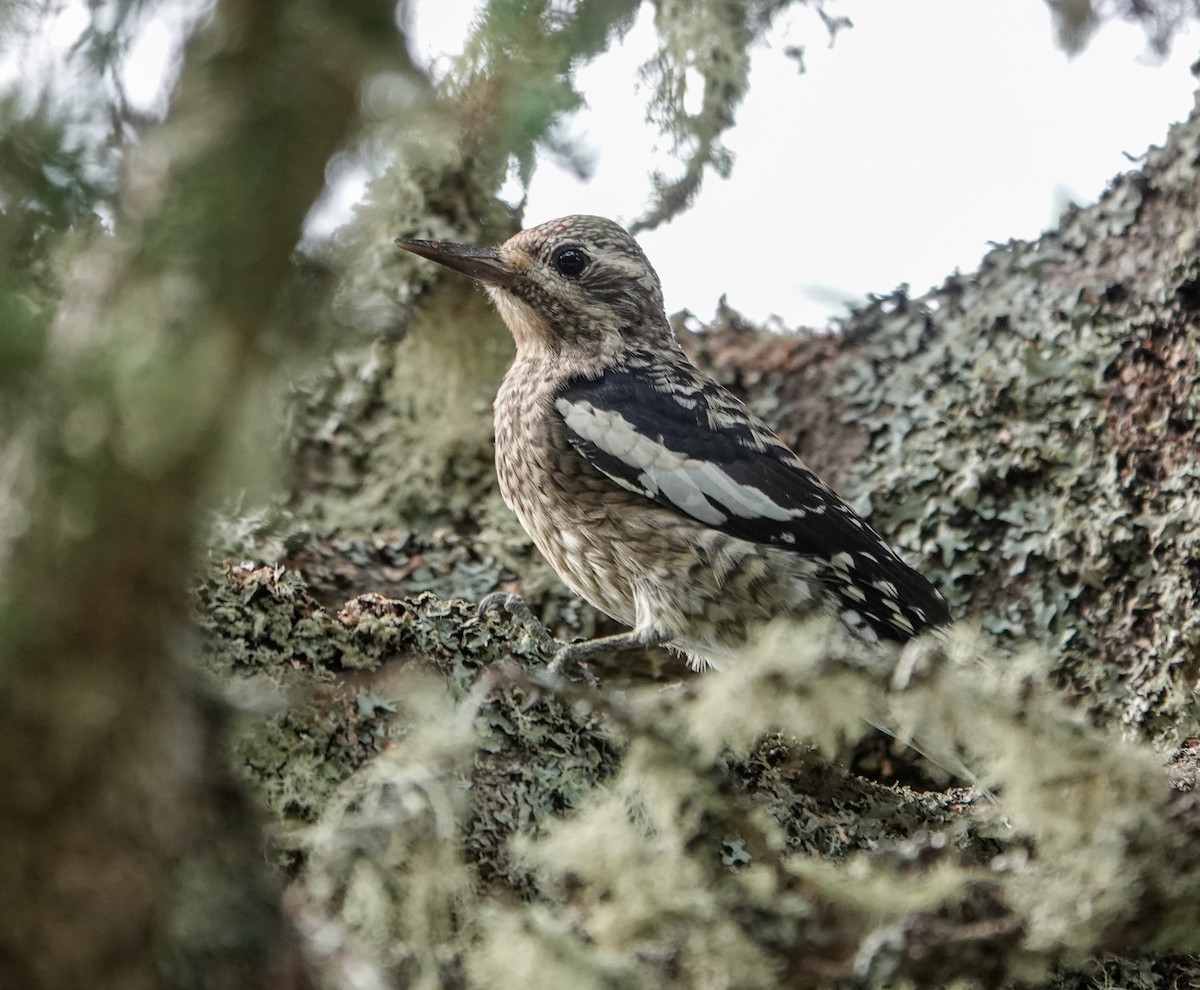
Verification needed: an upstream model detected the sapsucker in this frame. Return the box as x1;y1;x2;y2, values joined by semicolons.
398;215;950;678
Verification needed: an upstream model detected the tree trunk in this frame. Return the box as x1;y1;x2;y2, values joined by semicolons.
202;88;1200;990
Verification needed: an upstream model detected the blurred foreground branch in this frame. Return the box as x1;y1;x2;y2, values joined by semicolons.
0;2;395;987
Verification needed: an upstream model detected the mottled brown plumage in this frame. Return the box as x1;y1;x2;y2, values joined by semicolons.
491;337;825;668
398;215;949;675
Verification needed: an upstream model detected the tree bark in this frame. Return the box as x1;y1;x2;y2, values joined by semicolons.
201;93;1200;990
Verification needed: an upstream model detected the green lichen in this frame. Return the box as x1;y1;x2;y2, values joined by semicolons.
190;68;1200;990
834;126;1200;746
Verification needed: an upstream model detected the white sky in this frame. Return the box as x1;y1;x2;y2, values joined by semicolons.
6;1;1197;329
411;0;1198;327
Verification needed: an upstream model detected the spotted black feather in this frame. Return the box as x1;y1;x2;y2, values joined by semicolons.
554;362;949;641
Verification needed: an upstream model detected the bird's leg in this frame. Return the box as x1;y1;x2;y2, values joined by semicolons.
477;592;663;687
546;629;664;683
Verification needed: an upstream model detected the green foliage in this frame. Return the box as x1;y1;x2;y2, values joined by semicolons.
0;2;404;985
0;92;111;390
456;0;642;186
66;0;162;78
0;91;110;257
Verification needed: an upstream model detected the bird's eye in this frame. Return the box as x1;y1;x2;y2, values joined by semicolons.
551;246;589;278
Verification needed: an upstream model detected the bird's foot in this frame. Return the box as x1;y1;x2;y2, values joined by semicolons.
477;592;599;687
479;594;666;689
547;629;664;688
546;642;601;689
477;592;556;648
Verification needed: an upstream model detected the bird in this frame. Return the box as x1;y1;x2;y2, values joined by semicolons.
396;215;950;680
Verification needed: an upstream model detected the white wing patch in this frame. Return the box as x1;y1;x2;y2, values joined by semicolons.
556;397;810;529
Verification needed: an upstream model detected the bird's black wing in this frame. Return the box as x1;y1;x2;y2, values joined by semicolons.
554;362;949;640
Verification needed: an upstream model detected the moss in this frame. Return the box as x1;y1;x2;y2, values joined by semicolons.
196;527;1200;985
825;126;1200;745
1047;954;1200;990
189;75;1200;990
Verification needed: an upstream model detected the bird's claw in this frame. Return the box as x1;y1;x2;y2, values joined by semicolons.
477;591;528;621
477;592;550;644
478;591;599;688
547;645;601;690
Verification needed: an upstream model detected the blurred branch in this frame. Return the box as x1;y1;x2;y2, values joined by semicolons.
633;0;812;232
1045;0;1200;56
454;0;643;186
0;1;396;986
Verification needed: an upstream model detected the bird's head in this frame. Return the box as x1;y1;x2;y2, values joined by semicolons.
397;215;672;356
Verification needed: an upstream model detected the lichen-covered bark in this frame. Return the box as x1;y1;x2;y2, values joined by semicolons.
832;129;1200;745
198;83;1200;990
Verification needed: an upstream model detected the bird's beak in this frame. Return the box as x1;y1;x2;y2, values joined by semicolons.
395;236;522;290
